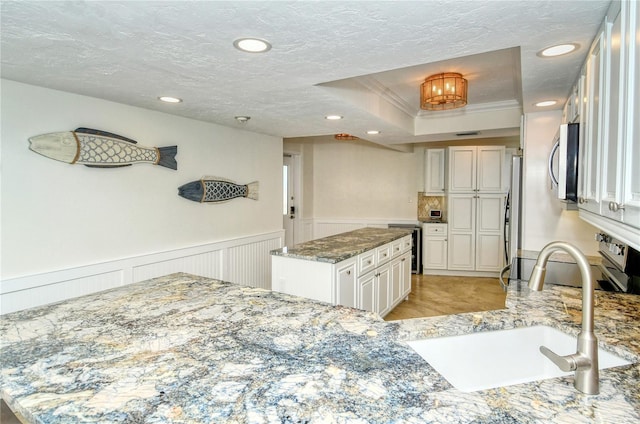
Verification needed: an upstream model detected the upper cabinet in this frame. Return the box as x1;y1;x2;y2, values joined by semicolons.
448;146;505;193
578;0;640;249
424;148;446;195
578;27;605;215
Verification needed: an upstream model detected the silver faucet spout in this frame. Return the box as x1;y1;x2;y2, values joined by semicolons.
528;241;599;395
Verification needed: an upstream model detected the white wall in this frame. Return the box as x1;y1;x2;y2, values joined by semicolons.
522;110;599;255
310;138;418;220
1;80;283;280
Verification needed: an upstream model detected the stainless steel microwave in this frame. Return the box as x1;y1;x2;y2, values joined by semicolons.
548;123;579;202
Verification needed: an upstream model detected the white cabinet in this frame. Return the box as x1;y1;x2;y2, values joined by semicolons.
336;260;357;308
475;194;505;271
578;0;640;250
375;263;391;316
357;271;376;313
579;27;605;215
424;148;446;195
599;1;640;229
272;234;412;317
447;193;504;272
422;223;448;271
448;146;505;193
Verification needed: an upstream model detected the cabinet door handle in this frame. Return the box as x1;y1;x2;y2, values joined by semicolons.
608;202;625;212
346;270;351;275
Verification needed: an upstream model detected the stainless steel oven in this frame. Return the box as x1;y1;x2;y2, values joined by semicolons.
509;233;640;294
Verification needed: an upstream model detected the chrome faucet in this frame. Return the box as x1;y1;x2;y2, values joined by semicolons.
528;241;599;395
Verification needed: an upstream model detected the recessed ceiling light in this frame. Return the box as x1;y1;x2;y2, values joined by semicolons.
535;100;557;107
158;96;182;103
233;38;272;53
367;130;380;135
325;115;343;120
537;43;579;58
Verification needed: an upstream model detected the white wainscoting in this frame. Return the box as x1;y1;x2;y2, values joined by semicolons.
0;230;284;315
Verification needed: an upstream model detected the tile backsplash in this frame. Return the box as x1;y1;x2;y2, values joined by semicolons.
417;193;446;221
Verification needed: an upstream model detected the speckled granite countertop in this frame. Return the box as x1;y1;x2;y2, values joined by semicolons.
2;272;639;423
270;227;413;263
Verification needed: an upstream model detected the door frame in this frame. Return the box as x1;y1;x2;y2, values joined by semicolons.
283;151;303;246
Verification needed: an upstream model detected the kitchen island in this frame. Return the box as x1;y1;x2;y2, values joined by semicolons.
271;227;414;317
1;272;639;423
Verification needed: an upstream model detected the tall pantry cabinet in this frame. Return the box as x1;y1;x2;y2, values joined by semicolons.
447;146;505;273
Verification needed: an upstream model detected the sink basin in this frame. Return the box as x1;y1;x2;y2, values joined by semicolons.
407;325;632;392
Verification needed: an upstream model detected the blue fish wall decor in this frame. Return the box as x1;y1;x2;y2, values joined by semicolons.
29;127;177;170
179;177;259;203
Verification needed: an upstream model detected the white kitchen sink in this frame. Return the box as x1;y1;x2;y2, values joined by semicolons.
407;325;632;392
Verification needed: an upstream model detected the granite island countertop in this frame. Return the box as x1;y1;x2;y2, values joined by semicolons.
270;227;413;263
1;272;639;423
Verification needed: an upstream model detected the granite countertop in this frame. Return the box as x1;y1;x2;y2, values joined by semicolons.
2;272;639;423
270;227;413;263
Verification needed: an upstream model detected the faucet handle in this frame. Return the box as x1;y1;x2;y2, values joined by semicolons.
540;346;578;372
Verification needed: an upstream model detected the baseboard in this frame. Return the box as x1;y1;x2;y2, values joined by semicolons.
422;269;501;278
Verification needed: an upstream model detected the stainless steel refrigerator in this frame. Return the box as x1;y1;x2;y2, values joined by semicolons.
500;155;523;289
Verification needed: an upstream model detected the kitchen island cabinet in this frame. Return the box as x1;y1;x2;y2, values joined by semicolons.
2;272;639;423
271;227;412;317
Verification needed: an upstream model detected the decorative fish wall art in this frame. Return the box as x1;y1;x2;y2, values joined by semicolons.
28;127;177;170
178;177;259;203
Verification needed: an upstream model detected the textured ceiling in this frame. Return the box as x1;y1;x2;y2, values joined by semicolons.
0;1;612;147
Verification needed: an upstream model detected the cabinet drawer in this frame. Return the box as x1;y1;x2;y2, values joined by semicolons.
401;235;412;252
391;239;404;258
358;251;376;274
423;224;448;235
376;244;392;265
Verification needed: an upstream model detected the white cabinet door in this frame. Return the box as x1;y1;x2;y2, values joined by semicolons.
475;194;504;271
391;258;402;305
424;237;447;270
401;252;411;298
476;195;504;233
376;264;391;316
357;272;376;313
448;147;476;192
448;194;476;270
619;0;640;229
336;261;357;308
424;148;446;194
601;7;624;221
449;194;476;232
476;146;505;193
448;146;504;193
476;233;503;271
423;223;448;271
447;194;503;272
580;29;605;214
448;233;475;270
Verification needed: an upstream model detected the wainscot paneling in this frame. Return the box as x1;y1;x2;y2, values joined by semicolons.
0;231;283;315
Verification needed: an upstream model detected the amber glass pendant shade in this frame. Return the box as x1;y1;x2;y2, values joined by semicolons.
420;72;468;110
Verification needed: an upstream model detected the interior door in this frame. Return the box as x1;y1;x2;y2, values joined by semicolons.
283;154;296;247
